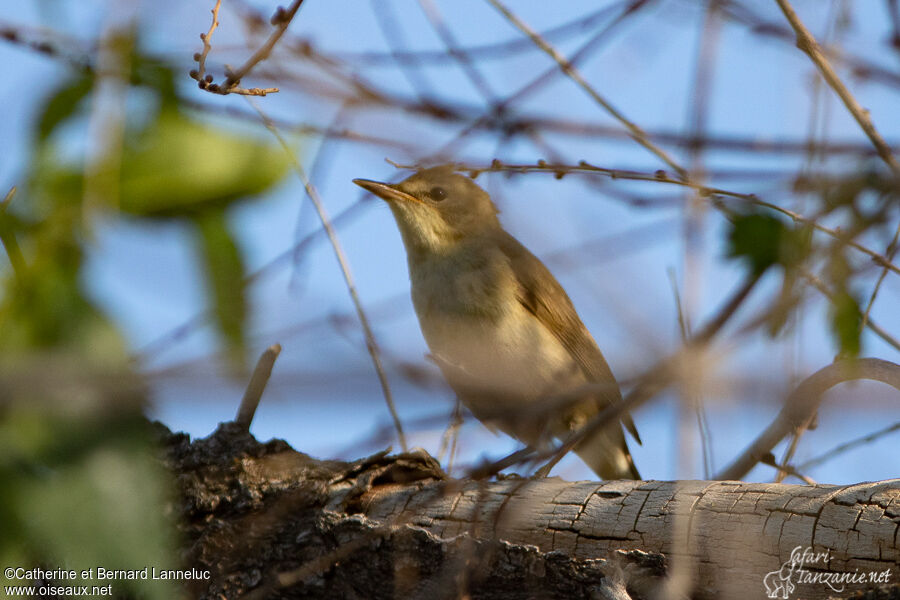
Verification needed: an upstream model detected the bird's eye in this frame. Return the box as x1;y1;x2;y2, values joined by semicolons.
428;186;447;202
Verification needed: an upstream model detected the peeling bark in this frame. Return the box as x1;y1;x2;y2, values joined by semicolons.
158;422;899;600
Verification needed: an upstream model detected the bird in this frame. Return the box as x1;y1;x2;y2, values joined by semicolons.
353;165;640;479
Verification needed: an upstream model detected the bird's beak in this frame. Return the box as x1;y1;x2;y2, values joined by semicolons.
353;179;426;205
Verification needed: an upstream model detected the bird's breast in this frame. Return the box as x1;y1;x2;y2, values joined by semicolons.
408;252;583;423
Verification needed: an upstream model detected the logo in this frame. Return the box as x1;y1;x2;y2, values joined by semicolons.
763;546;892;599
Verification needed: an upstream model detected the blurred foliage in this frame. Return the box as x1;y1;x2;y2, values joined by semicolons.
195;209;247;366
727;212;811;276
27;55;289;363
728;166;899;357
0;187;119;354
823;248;863;358
727;212;811;340
829;289;863;357
795;168;897;356
0;362;176;599
0;33;290;597
37;108;290;219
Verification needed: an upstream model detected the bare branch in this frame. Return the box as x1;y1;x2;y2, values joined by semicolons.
774;0;900;177
717;358;900;480
249;101;407;452
485;0;688;179
235;343;282;430
194;0;221;84
392;159;900;278
861;222;900;339
799;420;900;471
801;270;900;354
190;0;306;96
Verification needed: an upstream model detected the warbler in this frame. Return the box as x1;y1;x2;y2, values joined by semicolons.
354;165;640;479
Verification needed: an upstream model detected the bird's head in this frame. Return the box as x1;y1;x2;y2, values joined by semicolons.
354;165;500;256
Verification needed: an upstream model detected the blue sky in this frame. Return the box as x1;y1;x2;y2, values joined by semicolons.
2;0;899;483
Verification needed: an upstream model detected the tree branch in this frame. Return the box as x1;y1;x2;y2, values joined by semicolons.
717;358;900;480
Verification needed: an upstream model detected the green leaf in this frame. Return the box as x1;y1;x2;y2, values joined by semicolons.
36;75;93;142
29;108;287;364
195;209;247;369
825;249;853;287
2;390;178;600
34;110;291;218
117;110;290;217
829;290;862;357
0;191;125;356
0;193;26;278
727;213;785;275
130;54;178;107
727;213;810;275
34;49;178;146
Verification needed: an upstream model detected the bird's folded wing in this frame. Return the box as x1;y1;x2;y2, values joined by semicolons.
497;232;642;444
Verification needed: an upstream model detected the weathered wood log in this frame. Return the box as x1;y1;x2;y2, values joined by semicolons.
160;422;899;600
360;476;899;599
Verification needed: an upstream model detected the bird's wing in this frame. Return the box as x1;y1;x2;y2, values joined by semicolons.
496;232;641;444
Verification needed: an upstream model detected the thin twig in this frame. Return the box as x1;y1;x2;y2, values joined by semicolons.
205;85;280;97
419;0;497;104
860;222;900;336
774;0;900;177
759;454;816;485
533;273;760;478
191;0;302;96
437;399;463;475
669;265;714;479
391;159;900;278
235;343;282;430
288;103;351;291
801;270;900;354
799;420;900;471
679;0;723;480
369;0;435;101
249;100;407;452
195;0;221;83
716;358;900;480
224;0;304;88
773;411;816;484
691;272;761;344
134;199;371;363
328;3;630;65
485;0;688;179
668;267;690;342
720;0;900;91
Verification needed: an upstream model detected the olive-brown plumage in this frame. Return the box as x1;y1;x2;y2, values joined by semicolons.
354;166;640;479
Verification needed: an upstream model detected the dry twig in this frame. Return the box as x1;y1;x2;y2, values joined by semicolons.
190;0;304;96
717;358;900;480
250;101;407;452
194;0;221;84
235;343;282;430
485;0;687;179
774;0;900;177
800;420;900;471
392;159;900;278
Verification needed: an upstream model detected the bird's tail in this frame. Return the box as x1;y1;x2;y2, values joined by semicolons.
573;426;640;480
